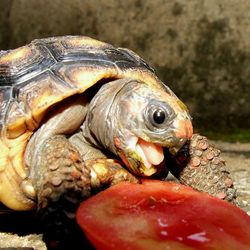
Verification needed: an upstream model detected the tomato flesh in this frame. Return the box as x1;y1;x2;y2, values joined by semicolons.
77;180;250;250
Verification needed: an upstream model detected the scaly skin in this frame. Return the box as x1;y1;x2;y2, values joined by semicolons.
167;134;236;202
34;135;138;246
34;135;91;243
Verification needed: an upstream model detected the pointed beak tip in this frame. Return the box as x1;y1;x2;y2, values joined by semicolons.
175;119;193;140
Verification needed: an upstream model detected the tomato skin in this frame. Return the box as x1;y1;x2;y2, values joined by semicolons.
77;180;250;250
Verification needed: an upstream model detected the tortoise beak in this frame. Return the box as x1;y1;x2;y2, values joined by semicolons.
169;119;193;155
174;119;193;140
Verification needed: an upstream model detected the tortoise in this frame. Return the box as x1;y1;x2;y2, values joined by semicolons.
0;36;235;237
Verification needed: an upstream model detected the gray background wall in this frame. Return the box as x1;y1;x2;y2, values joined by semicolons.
0;0;249;132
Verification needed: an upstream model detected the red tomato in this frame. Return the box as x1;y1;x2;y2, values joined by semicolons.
77;180;250;250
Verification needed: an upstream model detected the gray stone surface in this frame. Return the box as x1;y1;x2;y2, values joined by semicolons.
0;0;249;130
0;233;47;249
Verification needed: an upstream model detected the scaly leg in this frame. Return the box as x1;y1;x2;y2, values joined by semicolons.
31;135;90;246
30;135;138;247
167;134;236;202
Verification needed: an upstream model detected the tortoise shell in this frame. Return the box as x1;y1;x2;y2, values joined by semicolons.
0;36;165;210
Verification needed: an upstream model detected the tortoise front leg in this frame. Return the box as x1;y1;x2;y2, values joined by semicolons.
86;158;138;192
33;135;90;212
167;134;236;202
29;135;90;246
29;135;137;246
34;137;139;213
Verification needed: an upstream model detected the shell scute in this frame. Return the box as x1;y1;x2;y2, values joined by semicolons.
52;60;118;89
0;43;56;86
42;36;112;62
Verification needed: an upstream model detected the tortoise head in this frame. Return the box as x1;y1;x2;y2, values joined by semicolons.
86;78;193;177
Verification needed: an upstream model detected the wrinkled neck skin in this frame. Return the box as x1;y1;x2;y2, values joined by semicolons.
81;78;192;177
81;79;128;154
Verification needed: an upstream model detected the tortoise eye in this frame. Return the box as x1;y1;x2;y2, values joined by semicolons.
144;101;174;129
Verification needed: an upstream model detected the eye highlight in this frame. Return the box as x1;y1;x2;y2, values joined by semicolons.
144;101;174;130
153;108;166;124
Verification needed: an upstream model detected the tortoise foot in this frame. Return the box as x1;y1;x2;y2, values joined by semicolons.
32;135;91;246
86;158;139;192
167;133;236;202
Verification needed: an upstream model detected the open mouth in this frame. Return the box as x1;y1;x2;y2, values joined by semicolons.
125;136;186;176
135;138;164;169
135;138;165;176
125;136;165;176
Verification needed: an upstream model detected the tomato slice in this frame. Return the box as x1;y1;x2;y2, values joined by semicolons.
77;180;250;250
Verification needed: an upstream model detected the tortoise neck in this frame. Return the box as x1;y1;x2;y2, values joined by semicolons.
80;78;131;155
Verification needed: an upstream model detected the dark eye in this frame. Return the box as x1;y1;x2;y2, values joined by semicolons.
153;109;166;124
144;101;174;129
